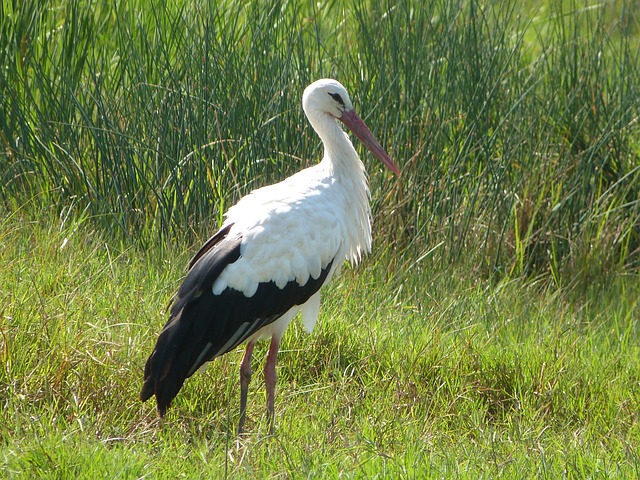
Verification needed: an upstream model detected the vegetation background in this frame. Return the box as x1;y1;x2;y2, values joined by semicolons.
1;0;639;477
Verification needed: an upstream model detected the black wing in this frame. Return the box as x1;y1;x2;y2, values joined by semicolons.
140;223;334;416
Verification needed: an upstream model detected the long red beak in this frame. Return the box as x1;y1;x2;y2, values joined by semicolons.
339;110;401;176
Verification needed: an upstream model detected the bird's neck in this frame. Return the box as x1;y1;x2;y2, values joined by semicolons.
310;112;365;179
309;112;372;262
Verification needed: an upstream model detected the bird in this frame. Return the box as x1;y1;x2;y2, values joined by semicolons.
140;78;400;434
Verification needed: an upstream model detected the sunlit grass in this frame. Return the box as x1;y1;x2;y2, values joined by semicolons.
1;207;638;478
1;0;639;477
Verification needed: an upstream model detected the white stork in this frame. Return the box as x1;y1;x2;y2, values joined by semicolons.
140;78;400;433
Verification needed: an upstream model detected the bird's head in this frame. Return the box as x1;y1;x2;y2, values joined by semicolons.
302;79;400;176
302;78;353;120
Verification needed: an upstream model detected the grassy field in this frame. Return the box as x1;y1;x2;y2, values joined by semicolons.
1;0;639;478
2;207;638;478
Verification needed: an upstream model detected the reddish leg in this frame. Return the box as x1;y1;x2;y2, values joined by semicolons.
264;336;280;434
238;340;255;435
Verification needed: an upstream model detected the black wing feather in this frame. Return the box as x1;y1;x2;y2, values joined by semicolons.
140;223;334;416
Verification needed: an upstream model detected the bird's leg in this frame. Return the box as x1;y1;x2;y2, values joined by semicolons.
238;340;255;435
264;336;280;435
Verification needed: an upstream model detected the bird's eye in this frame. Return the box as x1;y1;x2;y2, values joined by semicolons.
329;92;345;107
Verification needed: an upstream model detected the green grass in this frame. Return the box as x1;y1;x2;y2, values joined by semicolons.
1;0;640;477
1;206;638;478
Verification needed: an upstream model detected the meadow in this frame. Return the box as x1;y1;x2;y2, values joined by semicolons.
1;0;639;477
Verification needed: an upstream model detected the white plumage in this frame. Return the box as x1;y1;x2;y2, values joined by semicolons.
141;78;399;434
213;166;345;298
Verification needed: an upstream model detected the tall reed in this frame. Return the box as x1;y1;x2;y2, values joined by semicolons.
1;0;638;278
